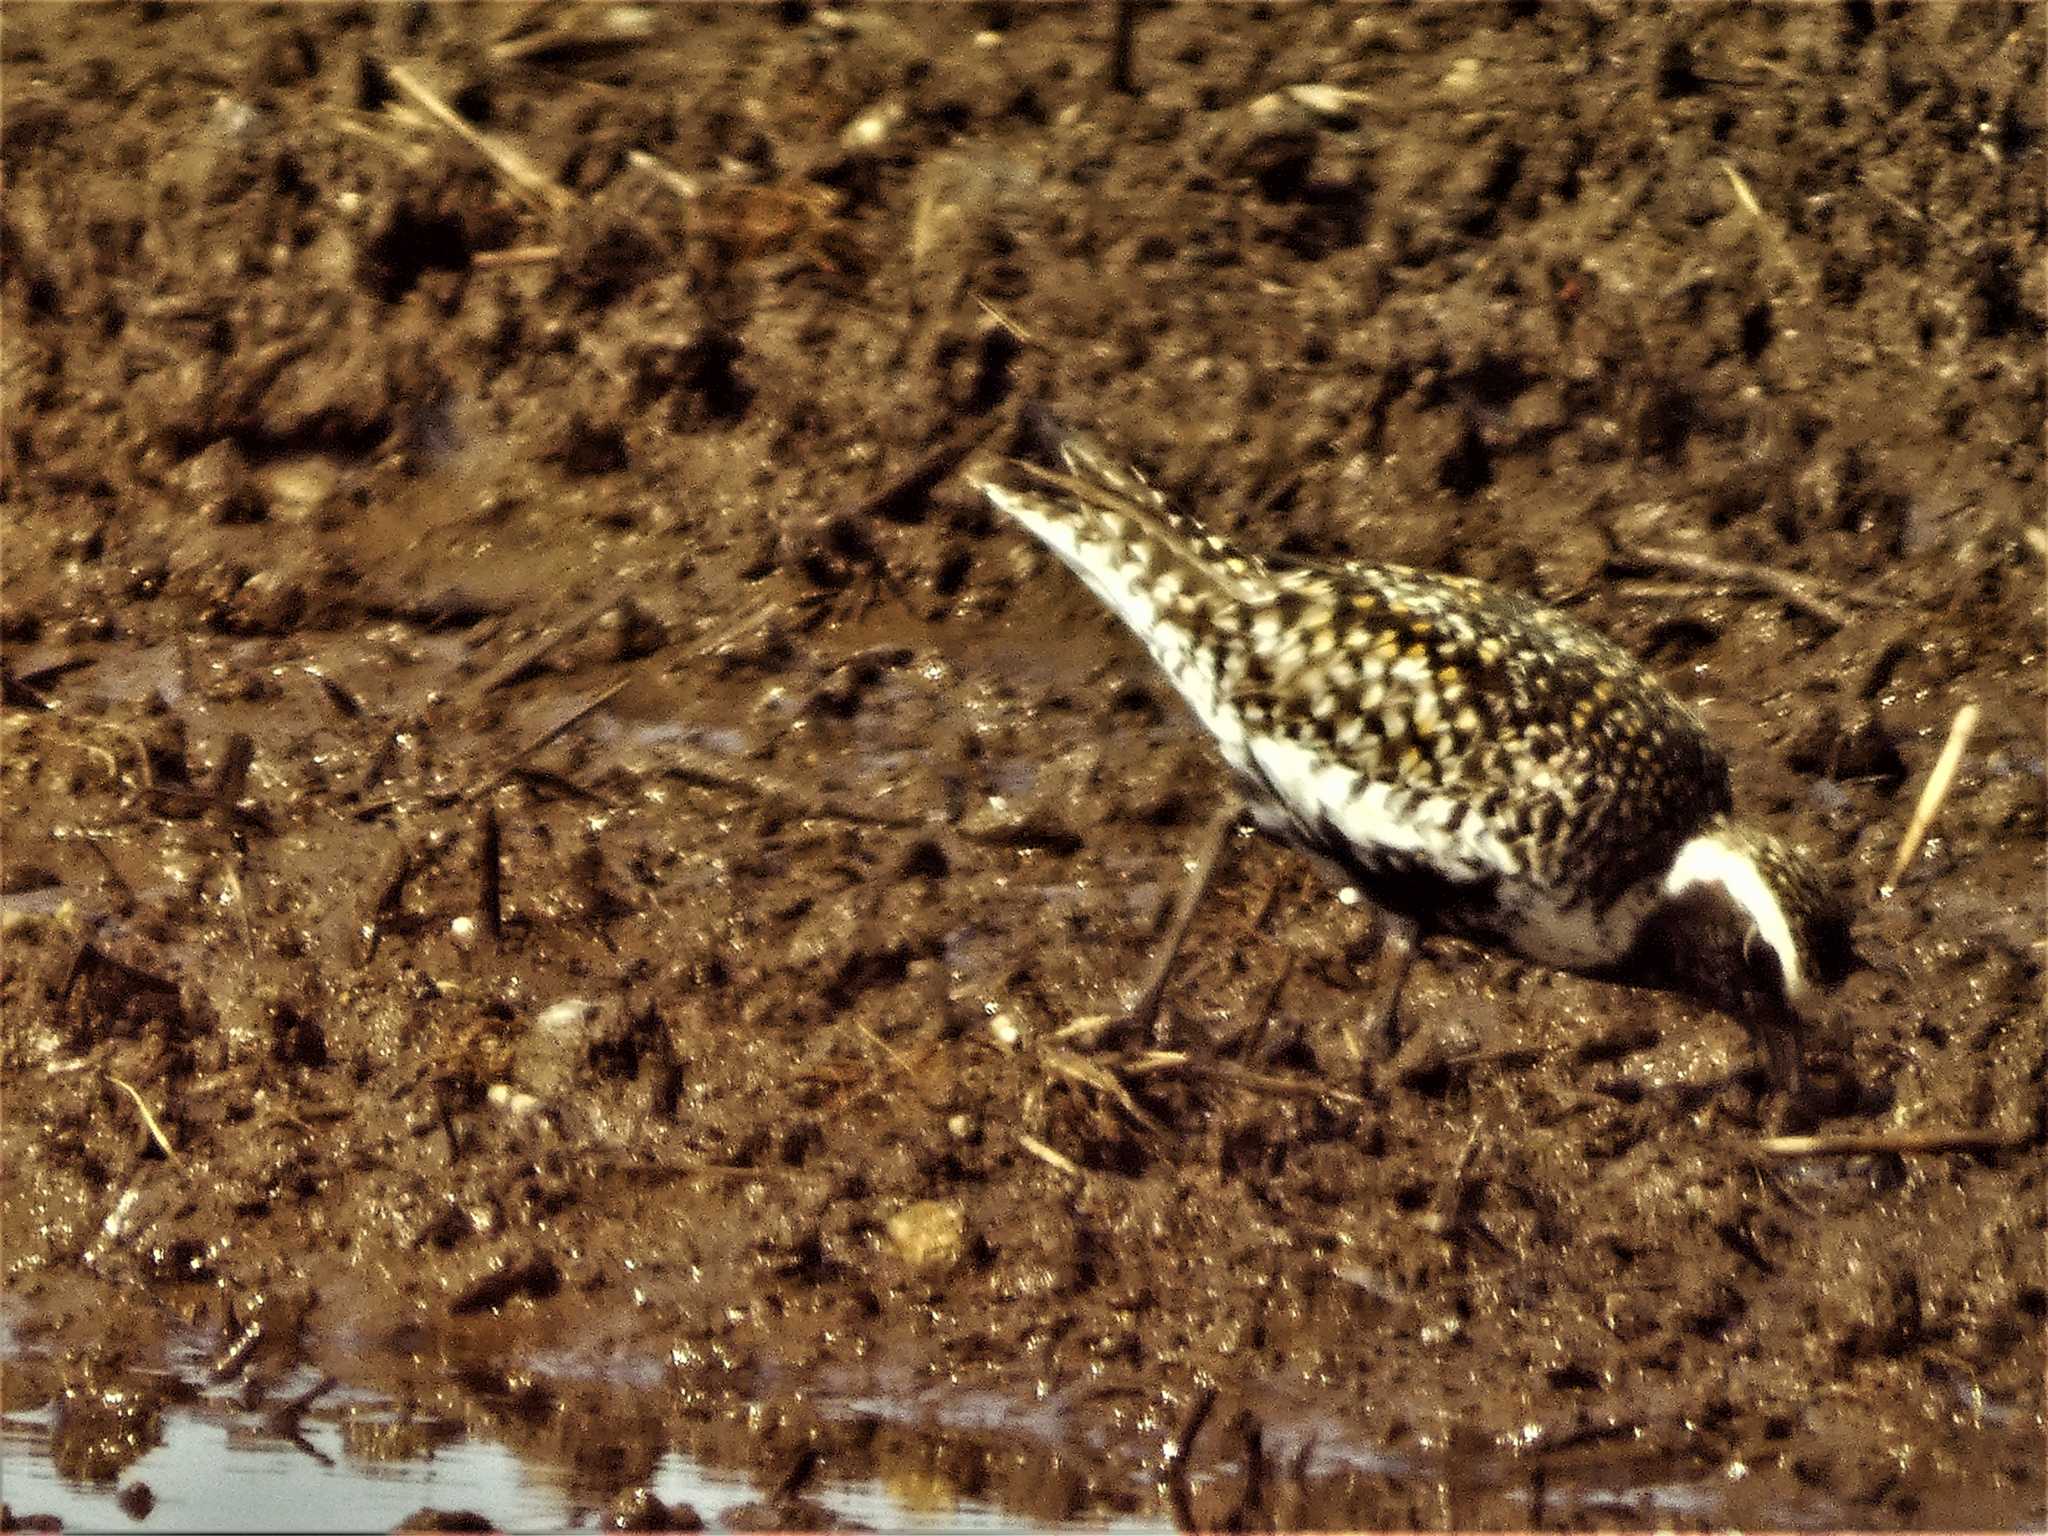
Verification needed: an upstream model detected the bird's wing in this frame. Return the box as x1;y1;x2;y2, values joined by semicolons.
1224;563;1732;903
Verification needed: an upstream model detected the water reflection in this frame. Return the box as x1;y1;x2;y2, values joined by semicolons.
2;1386;1166;1533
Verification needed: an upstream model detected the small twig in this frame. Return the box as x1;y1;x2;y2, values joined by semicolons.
1881;702;1979;897
471;243;562;268
383;62;573;215
1755;1127;2027;1157
1607;542;1865;630
507;677;630;770
845;417;1003;526
460;678;629;807
81;835;135;900
468;589;627;697
491;12;654;68
1047;1013;1119;1046
476;801;504;941
1125;802;1241;1030
1108;0;1140;94
106;1074;177;1160
854;1022;916;1078
1017;1132;1085;1181
302;666;364;720
1041;1047;1162;1133
1719;158;1765;220
692;596;786;660
212;732;255;806
974;296;1036;343
325;108;433;167
361;844;416;963
220;858;258;962
1126;1052;1367;1108
1614;578;1746;603
659;748;922;829
1165;1386;1217;1534
1719;158;1807;292
626;147;701;202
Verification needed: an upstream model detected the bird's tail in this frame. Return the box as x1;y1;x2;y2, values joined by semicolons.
969;407;1268;656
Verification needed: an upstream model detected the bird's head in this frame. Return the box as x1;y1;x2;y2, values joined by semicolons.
1632;815;1861;1089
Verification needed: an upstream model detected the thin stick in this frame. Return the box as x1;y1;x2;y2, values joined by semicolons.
1718;158;1764;220
1109;0;1139;94
212;732;254;806
660;747;921;829
461;677;630;805
1017;1132;1085;1180
974;296;1036;343
1041;1047;1162;1132
1125;1052;1367;1108
476;801;503;941
1125;802;1241;1029
106;1074;177;1160
471;244;562;268
384;62;573;215
845;417;1002;525
302;666;364;719
626;148;701;202
1719;158;1806;290
692;596;787;659
1165;1386;1216;1533
507;677;629;770
1046;1013;1117;1046
1881;702;1979;896
469;590;625;697
221;858;258;962
81;835;135;900
1755;1127;2026;1157
1608;542;1863;629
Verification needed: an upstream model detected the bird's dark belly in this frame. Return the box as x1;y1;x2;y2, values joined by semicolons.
1332;844;1506;940
1268;797;1509;942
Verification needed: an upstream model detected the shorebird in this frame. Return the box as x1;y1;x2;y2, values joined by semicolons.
969;408;1859;1112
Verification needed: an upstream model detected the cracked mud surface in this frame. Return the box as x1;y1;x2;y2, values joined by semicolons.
3;3;2043;1529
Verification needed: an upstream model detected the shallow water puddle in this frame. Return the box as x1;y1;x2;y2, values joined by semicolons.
0;1391;1170;1533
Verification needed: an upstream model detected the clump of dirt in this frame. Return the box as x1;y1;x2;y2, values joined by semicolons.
3;3;2042;1529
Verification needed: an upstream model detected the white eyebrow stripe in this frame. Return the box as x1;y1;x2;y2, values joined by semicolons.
1663;832;1806;1003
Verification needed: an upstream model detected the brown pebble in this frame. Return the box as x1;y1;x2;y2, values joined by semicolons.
887;1199;968;1272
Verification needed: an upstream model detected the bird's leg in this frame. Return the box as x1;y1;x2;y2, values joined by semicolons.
1124;797;1244;1033
1362;905;1421;1054
1755;1009;1815;1134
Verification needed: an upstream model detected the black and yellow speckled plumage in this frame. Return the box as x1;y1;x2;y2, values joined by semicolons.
973;409;1857;1094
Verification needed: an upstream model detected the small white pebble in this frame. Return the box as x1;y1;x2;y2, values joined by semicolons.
487;1082;542;1117
1440;57;1484;97
841;100;903;149
1284;83;1369;123
535;998;598;1032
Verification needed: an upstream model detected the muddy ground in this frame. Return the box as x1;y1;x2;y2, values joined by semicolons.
3;2;2043;1529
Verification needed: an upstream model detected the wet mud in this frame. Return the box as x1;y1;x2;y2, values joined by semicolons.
3;2;2043;1529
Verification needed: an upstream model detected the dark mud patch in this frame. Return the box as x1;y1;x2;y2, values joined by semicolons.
4;2;2043;1530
